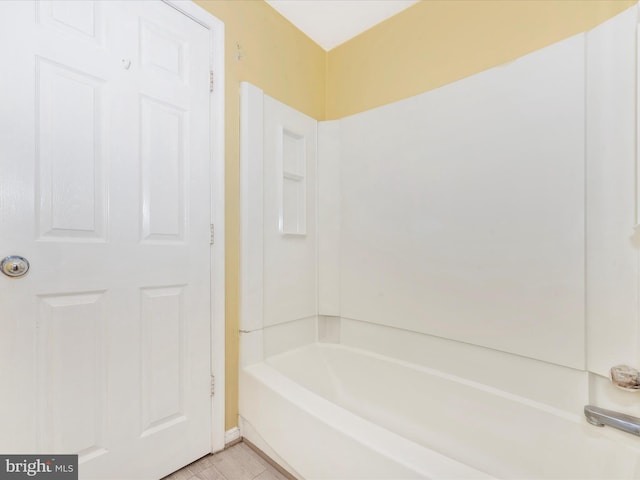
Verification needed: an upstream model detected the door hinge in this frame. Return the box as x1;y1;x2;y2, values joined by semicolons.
209;70;214;93
210;224;215;245
210;375;215;396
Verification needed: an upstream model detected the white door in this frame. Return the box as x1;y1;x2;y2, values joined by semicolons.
0;1;213;478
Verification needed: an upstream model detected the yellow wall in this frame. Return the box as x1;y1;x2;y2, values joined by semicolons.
194;0;326;430
326;0;636;119
194;0;634;431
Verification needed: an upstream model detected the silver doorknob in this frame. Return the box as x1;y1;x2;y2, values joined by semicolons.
1;256;30;278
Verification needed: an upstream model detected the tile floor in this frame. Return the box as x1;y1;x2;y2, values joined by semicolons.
162;442;291;480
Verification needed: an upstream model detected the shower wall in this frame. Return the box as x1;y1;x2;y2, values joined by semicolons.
338;34;586;369
318;6;639;400
241;6;639;416
240;84;318;365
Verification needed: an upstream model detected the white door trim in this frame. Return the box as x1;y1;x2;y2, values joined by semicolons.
163;0;226;454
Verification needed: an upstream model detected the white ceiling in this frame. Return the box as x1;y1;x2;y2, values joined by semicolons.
265;0;420;51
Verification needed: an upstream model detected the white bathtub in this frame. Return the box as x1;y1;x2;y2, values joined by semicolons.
240;343;640;479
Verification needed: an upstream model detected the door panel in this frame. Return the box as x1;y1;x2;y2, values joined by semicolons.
140;96;186;242
38;291;107;458
140;285;186;435
0;1;212;478
38;1;103;42
36;57;107;240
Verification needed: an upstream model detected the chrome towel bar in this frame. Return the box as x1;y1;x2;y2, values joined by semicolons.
584;405;640;437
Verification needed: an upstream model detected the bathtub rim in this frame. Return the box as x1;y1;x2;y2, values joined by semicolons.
266;342;584;424
241;359;495;479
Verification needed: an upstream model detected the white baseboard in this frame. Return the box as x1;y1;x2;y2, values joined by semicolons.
225;426;241;446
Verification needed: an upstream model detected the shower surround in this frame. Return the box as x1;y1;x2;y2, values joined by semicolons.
239;6;640;478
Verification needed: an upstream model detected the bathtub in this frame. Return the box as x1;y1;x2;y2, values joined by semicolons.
240;343;640;479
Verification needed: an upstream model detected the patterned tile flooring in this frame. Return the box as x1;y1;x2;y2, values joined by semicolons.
162;442;292;480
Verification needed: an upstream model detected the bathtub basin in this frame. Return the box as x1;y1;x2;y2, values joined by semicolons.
240;344;640;479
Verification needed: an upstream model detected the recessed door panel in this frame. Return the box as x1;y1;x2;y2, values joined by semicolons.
36;58;106;240
140;96;186;242
140;19;186;82
38;0;102;44
141;286;186;436
38;292;107;460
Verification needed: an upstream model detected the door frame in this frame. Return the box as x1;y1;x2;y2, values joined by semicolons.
162;0;226;454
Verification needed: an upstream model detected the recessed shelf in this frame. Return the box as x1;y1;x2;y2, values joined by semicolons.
279;127;307;235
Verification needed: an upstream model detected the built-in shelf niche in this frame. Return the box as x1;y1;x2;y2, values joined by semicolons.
279;126;307;235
